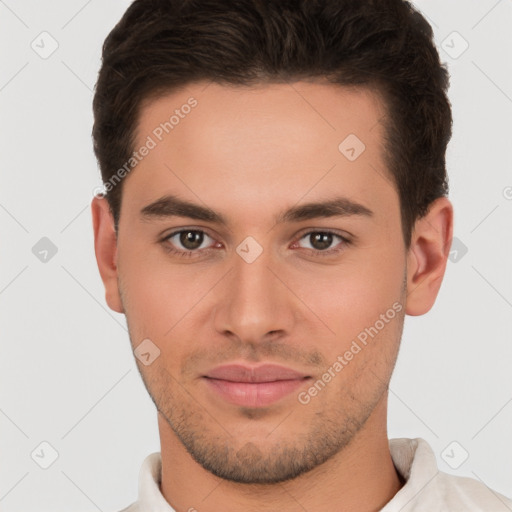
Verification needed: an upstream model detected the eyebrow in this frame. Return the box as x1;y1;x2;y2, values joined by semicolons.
140;193;374;225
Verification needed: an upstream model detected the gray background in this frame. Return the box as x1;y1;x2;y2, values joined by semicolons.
1;0;511;510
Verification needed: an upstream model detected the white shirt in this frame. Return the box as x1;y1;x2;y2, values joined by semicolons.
119;438;512;511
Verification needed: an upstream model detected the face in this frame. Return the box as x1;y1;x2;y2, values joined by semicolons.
105;80;411;483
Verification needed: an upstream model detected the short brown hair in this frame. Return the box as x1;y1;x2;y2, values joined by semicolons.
92;0;452;248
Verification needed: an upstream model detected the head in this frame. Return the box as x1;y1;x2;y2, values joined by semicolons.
92;0;453;484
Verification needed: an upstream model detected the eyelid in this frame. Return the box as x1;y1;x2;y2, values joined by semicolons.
161;226;351;256
295;226;351;241
161;227;217;249
293;229;351;255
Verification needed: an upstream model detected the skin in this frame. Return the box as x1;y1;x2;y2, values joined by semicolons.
92;79;453;512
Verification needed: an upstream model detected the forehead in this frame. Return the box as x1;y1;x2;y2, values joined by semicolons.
136;79;387;149
125;80;397;227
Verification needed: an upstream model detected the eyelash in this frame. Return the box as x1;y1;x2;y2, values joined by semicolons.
160;228;351;259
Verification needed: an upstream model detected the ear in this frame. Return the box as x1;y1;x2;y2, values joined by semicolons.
91;196;124;314
405;197;454;316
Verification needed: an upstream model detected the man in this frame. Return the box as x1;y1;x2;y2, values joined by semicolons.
91;0;512;510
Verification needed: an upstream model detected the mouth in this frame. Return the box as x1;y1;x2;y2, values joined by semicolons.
202;363;312;407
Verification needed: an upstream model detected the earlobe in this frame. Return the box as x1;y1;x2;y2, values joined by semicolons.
91;196;125;314
405;197;454;316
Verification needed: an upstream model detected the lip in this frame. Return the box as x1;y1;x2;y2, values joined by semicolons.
203;364;311;407
205;363;308;383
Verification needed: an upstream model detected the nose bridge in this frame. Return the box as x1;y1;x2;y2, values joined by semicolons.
213;243;293;341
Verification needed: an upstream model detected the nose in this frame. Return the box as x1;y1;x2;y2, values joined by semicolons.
213;243;297;346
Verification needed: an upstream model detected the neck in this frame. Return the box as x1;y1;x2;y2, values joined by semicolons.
158;392;404;512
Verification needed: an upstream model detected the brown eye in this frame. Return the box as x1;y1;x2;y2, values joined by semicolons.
178;230;205;250
298;232;338;251
296;230;350;257
162;229;215;255
308;232;334;250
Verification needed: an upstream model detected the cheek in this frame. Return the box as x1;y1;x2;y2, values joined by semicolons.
118;244;216;350
118;223;405;355
292;254;403;339
117;243;175;334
